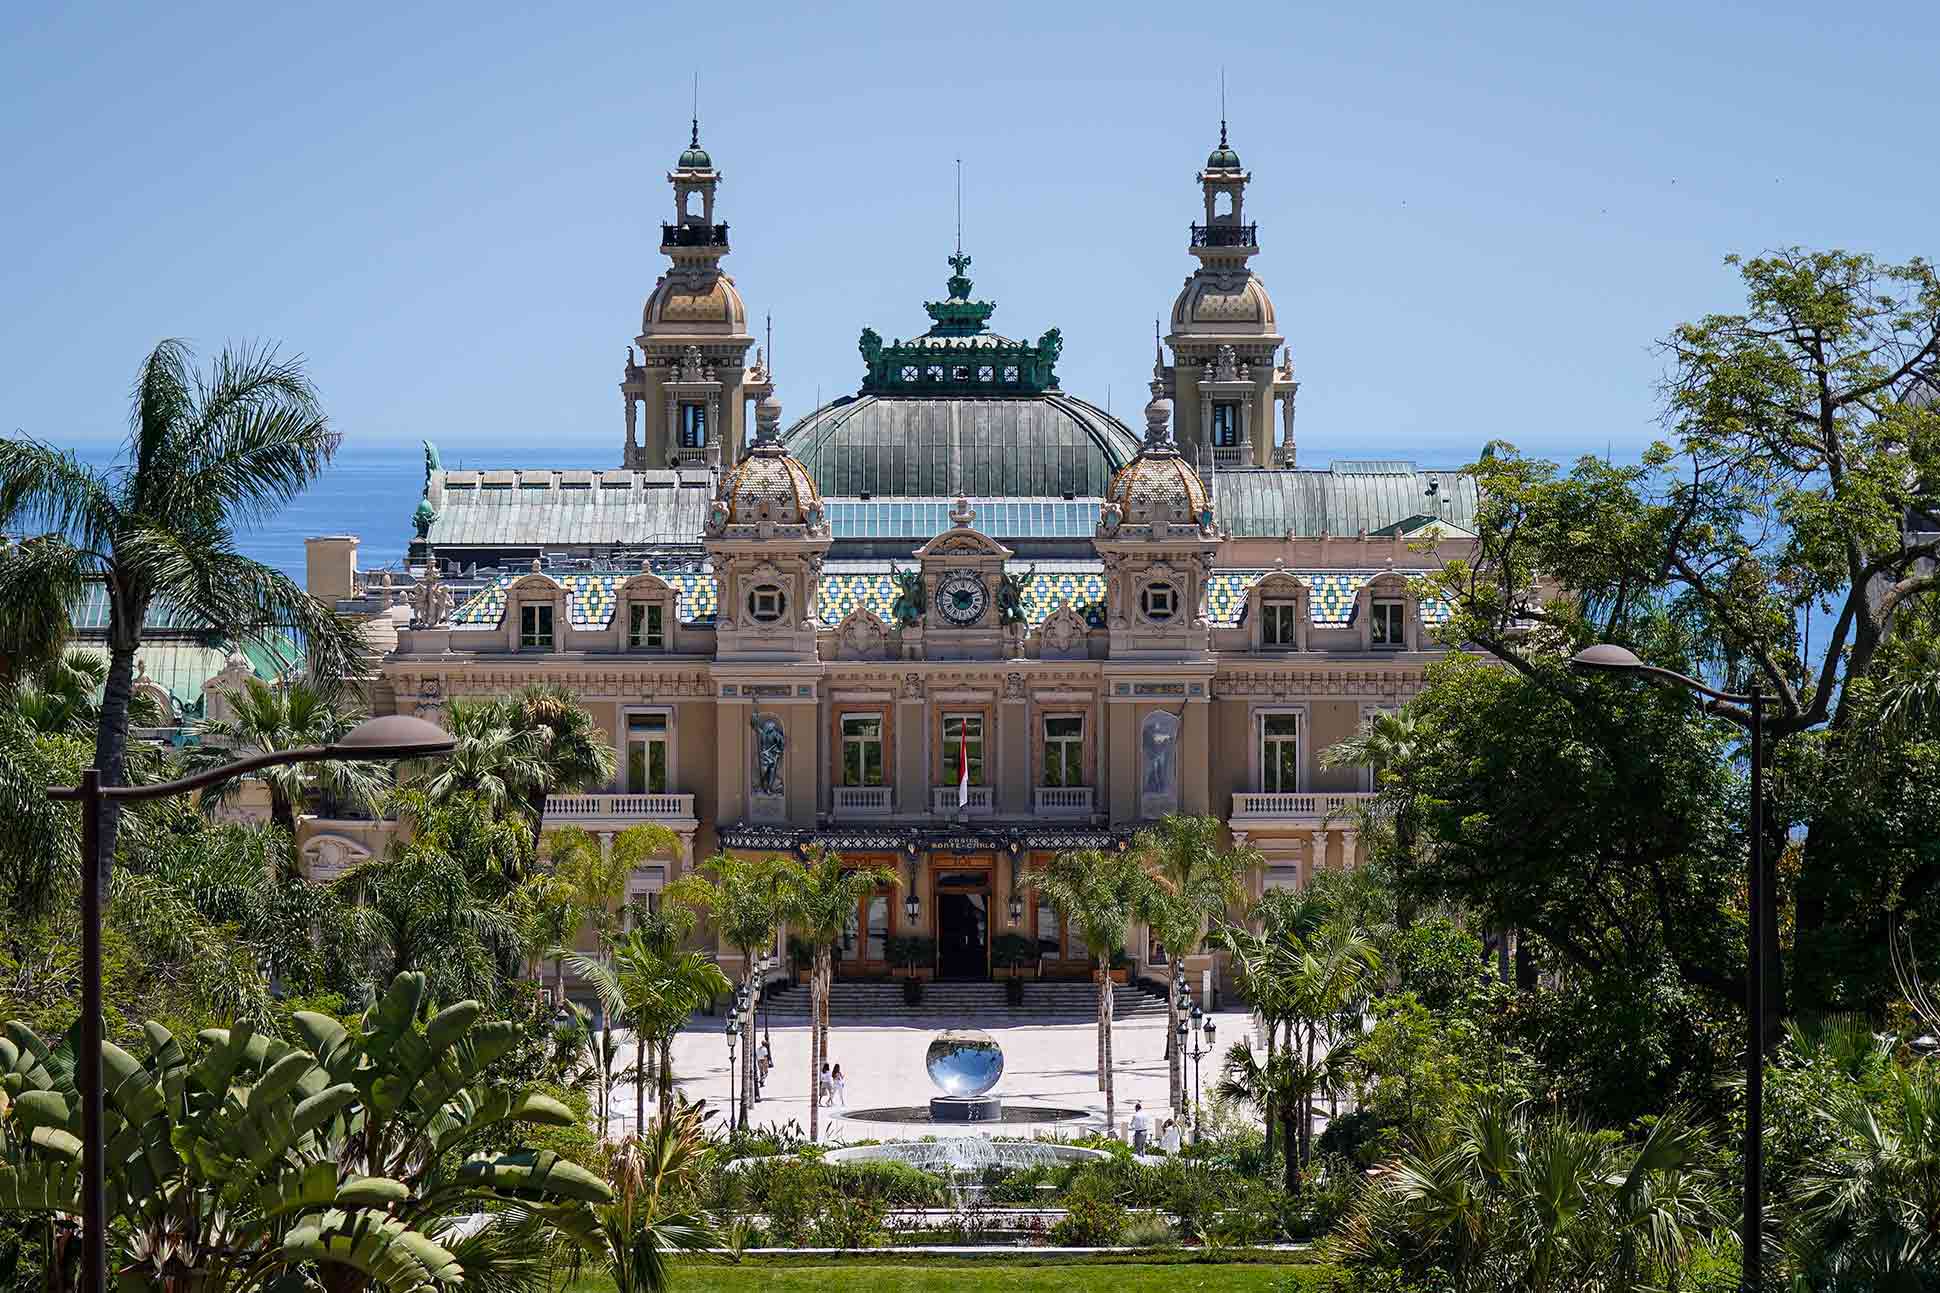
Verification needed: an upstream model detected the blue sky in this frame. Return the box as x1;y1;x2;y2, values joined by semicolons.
4;0;1936;471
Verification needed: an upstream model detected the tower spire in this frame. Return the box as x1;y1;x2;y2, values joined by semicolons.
1219;67;1227;147
955;157;963;257
691;73;699;147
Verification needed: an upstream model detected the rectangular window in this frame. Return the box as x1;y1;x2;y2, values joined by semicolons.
679;403;707;448
943;713;985;785
1372;600;1405;649
841;714;885;787
1261;713;1301;794
519;603;554;650
1042;715;1083;787
1262;600;1301;647
865;893;889;961
840;901;861;961
625;713;669;795
1036;896;1062;960
628;603;665;650
1211;403;1238;447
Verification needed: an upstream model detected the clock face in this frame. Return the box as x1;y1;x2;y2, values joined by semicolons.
936;573;989;626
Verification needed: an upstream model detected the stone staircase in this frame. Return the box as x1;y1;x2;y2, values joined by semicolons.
758;978;1171;1023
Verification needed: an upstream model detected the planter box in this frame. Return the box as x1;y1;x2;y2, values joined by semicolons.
1108;969;1129;984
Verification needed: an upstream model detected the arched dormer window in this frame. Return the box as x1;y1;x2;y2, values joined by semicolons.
621;572;677;652
507;573;565;653
1354;571;1419;652
1245;571;1311;652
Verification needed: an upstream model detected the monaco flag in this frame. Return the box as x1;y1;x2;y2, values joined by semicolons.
957;723;970;810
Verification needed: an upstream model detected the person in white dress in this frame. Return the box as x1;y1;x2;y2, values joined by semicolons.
830;1063;847;1107
1160;1119;1182;1154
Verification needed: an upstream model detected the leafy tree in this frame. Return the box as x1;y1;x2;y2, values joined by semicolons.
665;851;797;1128
1028;847;1151;1135
0;972;612;1292
1131;815;1256;1114
781;847;897;1141
0;536;81;690
508;682;617;851
0;340;362;869
1421;250;1940;1025
189;675;389;833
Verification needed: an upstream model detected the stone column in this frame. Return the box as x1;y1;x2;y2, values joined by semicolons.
1001;688;1029;816
1238;398;1253;465
624;392;638;464
1340;829;1359;870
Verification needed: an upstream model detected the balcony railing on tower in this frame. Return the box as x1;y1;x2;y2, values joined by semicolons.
1190;223;1258;248
661;222;730;248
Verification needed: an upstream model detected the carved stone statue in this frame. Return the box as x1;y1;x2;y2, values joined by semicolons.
410;558;454;628
1035;327;1063;363
890;568;926;627
750;712;786;796
859;327;883;371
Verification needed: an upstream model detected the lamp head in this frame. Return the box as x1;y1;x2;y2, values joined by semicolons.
1568;643;1646;675
1176;1018;1189;1037
1203;1018;1217;1045
333;713;456;760
1008;894;1023;925
905;893;920;922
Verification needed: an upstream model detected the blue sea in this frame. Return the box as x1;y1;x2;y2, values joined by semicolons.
79;441;615;585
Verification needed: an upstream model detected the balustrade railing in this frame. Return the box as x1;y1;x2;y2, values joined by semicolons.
546;792;696;820
1190;222;1258;248
1230;791;1376;819
1032;786;1095;817
661;222;729;248
833;785;894;816
931;785;994;815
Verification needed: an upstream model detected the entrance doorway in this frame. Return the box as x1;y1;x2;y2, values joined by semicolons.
934;870;991;979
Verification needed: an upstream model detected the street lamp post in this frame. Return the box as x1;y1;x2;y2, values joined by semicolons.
1195;1016;1216;1143
725;1015;739;1131
47;713;455;1293
1570;643;1768;1290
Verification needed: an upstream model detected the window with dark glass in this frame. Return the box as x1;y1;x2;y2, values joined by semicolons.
1371;600;1405;648
626;713;669;795
519;603;554;649
1142;583;1177;622
628;603;665;650
1211;403;1238;446
748;585;784;623
1261;713;1300;794
943;713;984;785
1263;600;1300;647
1036;896;1062;960
841;715;885;786
1042;716;1083;787
679;403;707;448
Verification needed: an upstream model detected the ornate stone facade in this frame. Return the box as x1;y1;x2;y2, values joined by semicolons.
303;122;1483;992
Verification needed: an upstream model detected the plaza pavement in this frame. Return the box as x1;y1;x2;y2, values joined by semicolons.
602;1006;1259;1142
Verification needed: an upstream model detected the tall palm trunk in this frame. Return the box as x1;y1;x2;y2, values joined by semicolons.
91;638;140;884
1283;1020;1300;1185
1263;1014;1278;1170
635;1029;646;1135
554;956;567;1010
1095;965;1108;1092
1098;965;1117;1134
659;1034;674;1110
809;945;825;1141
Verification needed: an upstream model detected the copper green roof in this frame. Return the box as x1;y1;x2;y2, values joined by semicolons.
857;253;1063;395
782;394;1141;498
1211;466;1477;538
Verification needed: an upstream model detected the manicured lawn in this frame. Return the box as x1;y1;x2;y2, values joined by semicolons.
567;1253;1340;1292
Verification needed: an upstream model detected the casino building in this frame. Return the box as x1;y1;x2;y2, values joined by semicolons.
298;120;1480;988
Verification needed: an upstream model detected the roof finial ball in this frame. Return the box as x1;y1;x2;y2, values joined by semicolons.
755;391;783;444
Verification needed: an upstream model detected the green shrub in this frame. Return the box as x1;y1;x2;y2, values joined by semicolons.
1119;1213;1179;1248
811;1191;891;1248
1048;1193;1127;1246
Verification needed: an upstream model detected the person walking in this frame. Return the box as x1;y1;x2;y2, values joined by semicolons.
1160;1118;1182;1154
758;1037;772;1085
1129;1101;1151;1153
830;1063;848;1107
819;1061;834;1106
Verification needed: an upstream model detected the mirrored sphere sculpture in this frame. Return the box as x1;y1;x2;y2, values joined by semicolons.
925;1028;1004;1098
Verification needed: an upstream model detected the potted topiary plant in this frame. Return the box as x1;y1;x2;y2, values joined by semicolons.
889;935;935;1003
994;933;1036;1006
786;934;814;986
1106;948;1132;985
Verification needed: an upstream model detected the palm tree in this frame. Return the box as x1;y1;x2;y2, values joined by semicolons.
509;682;617;850
0;340;362;868
188;675;388;832
1331;1098;1717;1292
560;1100;719;1293
1028;847;1152;1136
1132;815;1258;1115
782;846;898;1141
1786;1059;1940;1285
1318;709;1420;784
418;697;546;823
0;534;82;688
665;851;798;1129
570;919;731;1136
